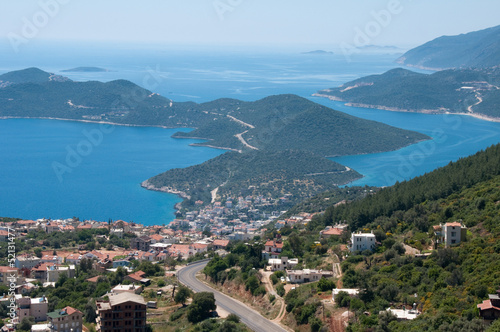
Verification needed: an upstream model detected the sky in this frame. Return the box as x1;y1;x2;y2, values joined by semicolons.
0;0;499;51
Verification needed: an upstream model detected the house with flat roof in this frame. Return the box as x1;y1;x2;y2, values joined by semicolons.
350;232;376;252
268;257;298;271
16;296;48;322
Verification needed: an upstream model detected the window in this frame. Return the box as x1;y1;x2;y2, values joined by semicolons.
452;240;456;244
451;232;456;237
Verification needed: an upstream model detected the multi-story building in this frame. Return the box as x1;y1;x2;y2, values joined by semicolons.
443;222;466;247
0;266;23;286
262;239;283;259
16;296;48;322
96;293;147;332
268;257;298;271
15;254;41;269
350;232;376;252
47;306;83;332
130;236;152;252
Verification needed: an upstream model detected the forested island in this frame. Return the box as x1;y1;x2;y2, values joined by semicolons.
316;67;500;120
0;67;429;210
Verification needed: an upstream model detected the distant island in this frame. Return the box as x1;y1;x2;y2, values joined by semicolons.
315;67;500;121
397;25;500;70
0;67;429;211
61;67;111;72
302;50;334;55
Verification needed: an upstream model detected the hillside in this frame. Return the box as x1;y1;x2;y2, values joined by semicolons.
143;150;362;211
285;144;500;331
397;25;500;70
173;94;429;156
316;67;500;120
0;68;428;155
0;68;433;210
311;143;500;231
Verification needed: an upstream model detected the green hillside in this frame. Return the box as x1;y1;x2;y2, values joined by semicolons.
397;25;500;69
144;150;362;211
317;67;500;119
295;144;500;331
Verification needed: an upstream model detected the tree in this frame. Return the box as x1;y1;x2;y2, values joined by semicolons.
317;277;336;292
174;286;191;306
17;317;33;332
85;299;97;323
187;292;216;323
34;247;43;258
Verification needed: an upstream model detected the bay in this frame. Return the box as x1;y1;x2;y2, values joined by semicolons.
0;118;223;225
1;43;500;224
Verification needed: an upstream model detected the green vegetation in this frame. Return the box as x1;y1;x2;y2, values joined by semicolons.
282;186;379;217
396;25;500;69
146;150;362;210
0;68;431;214
299;144;500;331
187;292;216;323
318;67;500;118
311;144;500;231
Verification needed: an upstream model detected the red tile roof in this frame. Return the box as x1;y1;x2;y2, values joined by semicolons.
477;299;500;311
62;306;82;316
213;239;230;247
322;228;343;236
445;222;462;227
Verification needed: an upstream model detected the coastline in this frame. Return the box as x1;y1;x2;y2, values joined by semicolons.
0;116;184;129
312;94;500;123
141;180;191;213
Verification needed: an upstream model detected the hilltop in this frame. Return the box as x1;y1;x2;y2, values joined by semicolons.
397;25;500;70
316;67;500;120
143;150;362;211
0;68;430;209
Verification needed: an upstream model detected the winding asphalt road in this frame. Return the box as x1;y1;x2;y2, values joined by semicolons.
178;260;288;332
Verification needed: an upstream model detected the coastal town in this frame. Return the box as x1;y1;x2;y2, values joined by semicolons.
0;194;324;332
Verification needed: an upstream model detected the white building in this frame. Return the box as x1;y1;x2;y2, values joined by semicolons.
15;255;41;269
286;269;332;284
443;222;466;247
268;257;298;271
382;306;420;321
350;232;376;252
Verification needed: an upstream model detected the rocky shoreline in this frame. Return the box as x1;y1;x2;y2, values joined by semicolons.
313;94;500;123
141;180;191;213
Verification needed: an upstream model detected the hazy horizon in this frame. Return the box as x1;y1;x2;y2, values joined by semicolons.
1;1;499;54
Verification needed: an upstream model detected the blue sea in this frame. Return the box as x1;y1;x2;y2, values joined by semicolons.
1;43;500;225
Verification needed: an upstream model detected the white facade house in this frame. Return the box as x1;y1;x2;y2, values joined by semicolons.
350;232;376;252
443;222;466;247
268;257;298;271
286;269;333;284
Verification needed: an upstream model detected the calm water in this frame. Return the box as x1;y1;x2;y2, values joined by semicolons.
0;119;223;224
1;43;499;224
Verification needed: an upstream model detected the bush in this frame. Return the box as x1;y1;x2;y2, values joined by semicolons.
253;285;266;296
309;316;323;332
170;307;187;321
276;283;285;297
157;279;166;287
226;313;240;323
317;277;336;292
270;274;278;285
269;294;276;303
